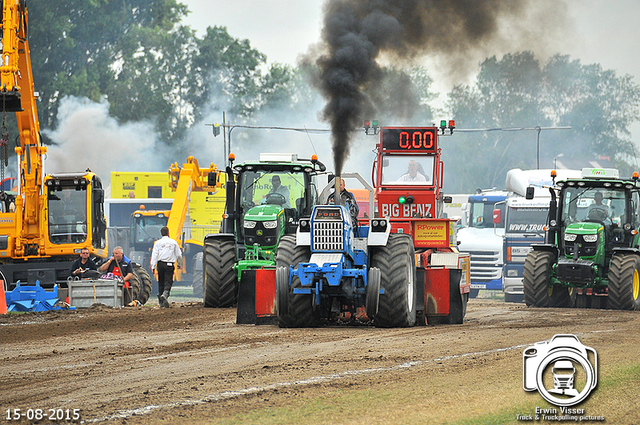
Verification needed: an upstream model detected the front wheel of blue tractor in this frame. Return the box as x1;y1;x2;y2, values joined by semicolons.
608;254;640;310
372;233;416;328
276;235;318;327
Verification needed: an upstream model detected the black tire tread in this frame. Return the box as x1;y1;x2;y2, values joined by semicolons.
523;250;571;308
608;254;640;310
373;233;416;328
203;239;237;307
524;251;553;307
132;264;153;305
276;235;316;328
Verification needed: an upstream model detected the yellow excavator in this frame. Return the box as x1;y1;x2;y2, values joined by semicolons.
0;1;153;302
128;157;221;297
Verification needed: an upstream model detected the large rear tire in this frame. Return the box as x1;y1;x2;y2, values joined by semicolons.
373;233;416;328
523;251;571;308
275;235;317;328
203;238;237;307
132;264;152;305
608;254;640;310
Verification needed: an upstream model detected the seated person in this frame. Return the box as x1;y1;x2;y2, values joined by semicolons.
397;160;427;183
70;247;98;278
264;175;290;207
587;191;610;222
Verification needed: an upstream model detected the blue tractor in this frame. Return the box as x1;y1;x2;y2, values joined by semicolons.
275;204;417;327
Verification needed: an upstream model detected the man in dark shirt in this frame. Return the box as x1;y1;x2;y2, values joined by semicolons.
70;247;97;278
99;246;133;285
328;177;359;230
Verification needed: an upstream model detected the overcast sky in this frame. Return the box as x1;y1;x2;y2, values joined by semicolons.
180;0;640;145
181;0;639;78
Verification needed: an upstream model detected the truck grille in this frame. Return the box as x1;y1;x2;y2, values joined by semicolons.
313;221;344;251
468;250;502;281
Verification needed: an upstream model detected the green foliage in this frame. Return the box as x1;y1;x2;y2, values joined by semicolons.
19;2;640;186
29;1;189;129
445;52;640;193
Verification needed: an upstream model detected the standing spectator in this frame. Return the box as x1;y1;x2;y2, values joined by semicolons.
70;247;97;278
150;226;182;308
328;177;359;230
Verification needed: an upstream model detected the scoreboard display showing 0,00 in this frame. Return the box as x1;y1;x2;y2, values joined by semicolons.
382;128;438;152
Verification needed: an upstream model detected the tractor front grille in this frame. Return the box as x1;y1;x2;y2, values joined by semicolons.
313;221;344;251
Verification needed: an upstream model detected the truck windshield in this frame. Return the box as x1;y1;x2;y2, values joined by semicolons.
48;187;87;244
506;207;547;234
132;215;166;244
469;200;504;229
381;155;434;185
561;187;626;226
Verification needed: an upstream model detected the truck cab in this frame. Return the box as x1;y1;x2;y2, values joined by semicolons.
456;191;507;297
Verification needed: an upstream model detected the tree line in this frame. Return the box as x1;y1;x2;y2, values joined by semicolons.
21;1;640;193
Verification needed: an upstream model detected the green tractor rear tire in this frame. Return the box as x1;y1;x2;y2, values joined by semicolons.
608;254;640;310
203;238;237;307
373;233;416;328
523;250;571;308
276;235;317;328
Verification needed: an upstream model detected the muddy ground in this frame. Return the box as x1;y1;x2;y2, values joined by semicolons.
1;298;639;424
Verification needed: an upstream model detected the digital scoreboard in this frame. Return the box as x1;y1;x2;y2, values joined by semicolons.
381;127;438;152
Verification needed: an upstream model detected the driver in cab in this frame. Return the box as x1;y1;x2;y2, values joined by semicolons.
265;175;290;207
588;191;610;223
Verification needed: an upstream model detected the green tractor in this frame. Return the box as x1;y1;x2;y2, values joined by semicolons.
202;153;326;310
523;168;640;310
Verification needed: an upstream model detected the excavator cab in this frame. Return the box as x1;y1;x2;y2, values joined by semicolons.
44;172;107;251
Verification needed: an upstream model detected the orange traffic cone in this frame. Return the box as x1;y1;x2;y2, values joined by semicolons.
0;280;7;314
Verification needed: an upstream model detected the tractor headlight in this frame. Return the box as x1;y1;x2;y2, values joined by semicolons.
263;220;278;229
244;220;257;229
564;233;578;242
583;234;598;243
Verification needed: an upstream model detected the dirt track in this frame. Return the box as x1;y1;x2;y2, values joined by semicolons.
1;299;639;424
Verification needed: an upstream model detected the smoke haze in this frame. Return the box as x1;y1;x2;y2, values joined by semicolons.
313;0;570;175
44;97;161;190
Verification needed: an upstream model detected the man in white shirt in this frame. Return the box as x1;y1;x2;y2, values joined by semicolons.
150;226;182;308
397;160;427;183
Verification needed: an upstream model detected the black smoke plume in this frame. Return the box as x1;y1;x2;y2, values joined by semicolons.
314;0;566;175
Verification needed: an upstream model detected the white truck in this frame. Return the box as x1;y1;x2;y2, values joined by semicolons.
442;193;471;227
457;190;507;298
498;169;581;302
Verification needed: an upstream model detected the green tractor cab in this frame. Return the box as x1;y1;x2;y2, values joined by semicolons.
523;168;640;310
202;153;326;313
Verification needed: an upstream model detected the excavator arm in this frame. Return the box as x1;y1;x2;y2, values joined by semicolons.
0;2;107;290
166;156;220;244
1;0;46;255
